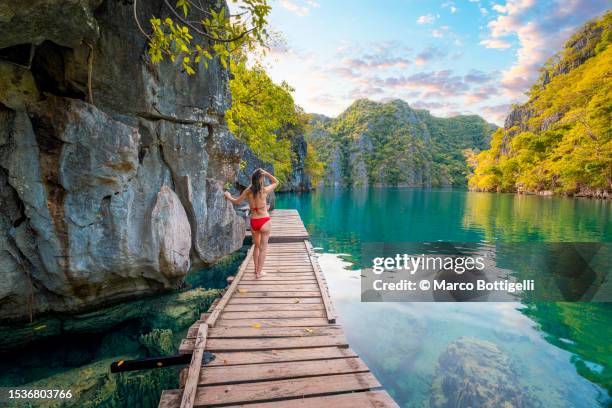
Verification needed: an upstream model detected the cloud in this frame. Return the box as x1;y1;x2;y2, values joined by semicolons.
450;6;458;13
382;70;470;98
464;86;500;103
480;7;489;16
479;38;512;49
417;14;436;24
415;46;447;65
464;69;497;83
481;103;512;125
335;41;412;72
279;0;318;16
431;29;444;38
482;0;609;96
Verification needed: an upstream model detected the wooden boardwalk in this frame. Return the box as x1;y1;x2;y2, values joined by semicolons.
159;209;398;408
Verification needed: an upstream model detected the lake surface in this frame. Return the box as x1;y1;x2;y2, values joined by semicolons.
276;188;611;408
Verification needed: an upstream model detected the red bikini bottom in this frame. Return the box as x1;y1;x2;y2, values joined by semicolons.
250;217;270;231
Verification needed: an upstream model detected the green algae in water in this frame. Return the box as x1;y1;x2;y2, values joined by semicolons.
0;285;223;407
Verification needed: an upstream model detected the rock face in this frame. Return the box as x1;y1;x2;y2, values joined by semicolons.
279;133;312;192
0;0;250;321
430;337;534;408
307;99;496;187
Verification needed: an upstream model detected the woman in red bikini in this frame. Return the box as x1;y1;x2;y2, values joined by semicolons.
224;168;278;278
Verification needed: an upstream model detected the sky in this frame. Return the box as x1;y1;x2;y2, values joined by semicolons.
256;0;609;125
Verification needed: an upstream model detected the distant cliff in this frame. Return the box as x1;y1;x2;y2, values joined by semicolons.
468;11;611;198
307;99;496;187
0;0;265;321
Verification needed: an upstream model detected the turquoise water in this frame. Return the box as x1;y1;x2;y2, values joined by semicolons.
276;188;612;408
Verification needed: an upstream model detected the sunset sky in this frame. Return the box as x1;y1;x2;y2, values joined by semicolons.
259;0;609;124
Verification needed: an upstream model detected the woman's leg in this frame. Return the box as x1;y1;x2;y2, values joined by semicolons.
252;229;261;278
258;221;272;276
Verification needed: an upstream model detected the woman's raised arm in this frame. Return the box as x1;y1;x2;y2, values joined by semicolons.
262;170;279;191
224;186;250;205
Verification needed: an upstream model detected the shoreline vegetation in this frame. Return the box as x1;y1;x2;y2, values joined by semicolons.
467;11;611;199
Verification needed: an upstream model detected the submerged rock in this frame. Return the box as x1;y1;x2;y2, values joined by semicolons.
430;337;535;408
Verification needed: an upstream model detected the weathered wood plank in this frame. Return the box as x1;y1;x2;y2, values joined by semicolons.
221;310;326;319
228;297;323;305
207;325;343;338
178;323;207;408
203;346;358;366
182;335;348;353
188;321;341;339
305;240;337;323
221;391;400;408
237;284;320;292
205;246;253;328
215;317;330;328
161;372;381;406
198;357;369;385
223;303;325;312
239;279;317;285
233;291;322;298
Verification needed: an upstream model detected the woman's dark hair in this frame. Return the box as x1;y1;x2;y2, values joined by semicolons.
251;168;264;197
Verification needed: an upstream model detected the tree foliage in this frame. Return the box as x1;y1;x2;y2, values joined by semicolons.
134;0;271;74
468;11;612;195
226;54;320;185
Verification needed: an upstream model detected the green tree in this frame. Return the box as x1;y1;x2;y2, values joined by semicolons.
225;54;309;184
469;11;612;195
134;0;271;74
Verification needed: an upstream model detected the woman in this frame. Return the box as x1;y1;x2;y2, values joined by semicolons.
224;168;279;278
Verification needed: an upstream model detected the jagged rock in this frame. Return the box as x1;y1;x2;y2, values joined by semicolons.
280;133;312;192
430;337;534;408
150;186;191;278
0;0;103;48
0;0;249;321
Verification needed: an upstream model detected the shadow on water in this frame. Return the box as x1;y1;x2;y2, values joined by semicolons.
276;188;612;408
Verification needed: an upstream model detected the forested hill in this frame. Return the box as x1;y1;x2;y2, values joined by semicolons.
468;11;611;198
307;99;496;187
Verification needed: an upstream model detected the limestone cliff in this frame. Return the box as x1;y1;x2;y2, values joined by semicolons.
0;0;254;321
308;100;496;187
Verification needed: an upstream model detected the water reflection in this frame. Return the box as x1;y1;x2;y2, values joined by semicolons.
277;188;612;407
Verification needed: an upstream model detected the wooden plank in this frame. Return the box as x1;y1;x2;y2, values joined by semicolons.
228;297;323;305
233;291;321;298
204;346;358;366
305;240;337;323
223;303;325;312
206;246;254;328
220;391;399;408
221;310;326;319
239;279;317;284
179;323;207;408
161;372;381;406
198;357;369;385
182;335;348;353
237;284;320;292
189;322;340;339
215;317;330;328
207;325;343;338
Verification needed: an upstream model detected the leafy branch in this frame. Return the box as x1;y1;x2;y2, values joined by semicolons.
133;0;270;75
